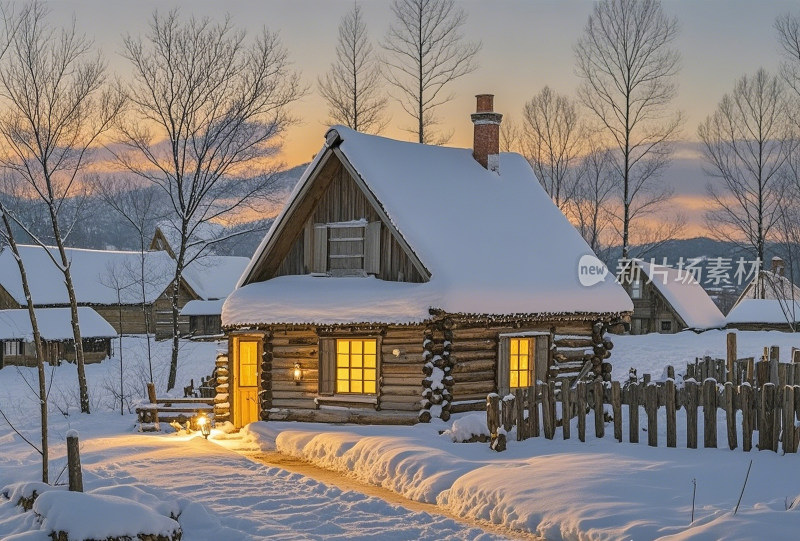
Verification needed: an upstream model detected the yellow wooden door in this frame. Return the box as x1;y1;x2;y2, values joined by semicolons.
234;339;259;428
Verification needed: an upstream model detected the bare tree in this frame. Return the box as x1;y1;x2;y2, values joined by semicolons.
499;115;522;153
97;179;165;383
699;69;794;266
570;142;616;257
382;0;480;143
575;0;682;258
115;10;304;390
0;2;124;413
318;3;387;133
522;86;583;211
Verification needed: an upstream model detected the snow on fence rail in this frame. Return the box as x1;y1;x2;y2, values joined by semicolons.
487;370;800;454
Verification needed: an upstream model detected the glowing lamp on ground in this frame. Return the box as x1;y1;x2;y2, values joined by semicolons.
196;412;211;439
293;363;302;385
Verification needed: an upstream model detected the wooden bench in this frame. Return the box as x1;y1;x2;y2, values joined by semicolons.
136;383;216;431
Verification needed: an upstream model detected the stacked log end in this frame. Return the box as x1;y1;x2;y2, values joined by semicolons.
419;327;435;423
420;319;454;422
213;352;231;423
551;320;614;384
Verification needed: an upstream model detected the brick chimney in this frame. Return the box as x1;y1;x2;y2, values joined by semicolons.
771;256;785;276
471;94;503;173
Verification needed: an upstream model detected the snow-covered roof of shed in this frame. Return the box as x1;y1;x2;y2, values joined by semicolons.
225;126;632;326
180;299;225;317
726;299;800;325
0;307;117;341
635;260;726;330
737;270;800;303
0;245;186;306
183;256;250;300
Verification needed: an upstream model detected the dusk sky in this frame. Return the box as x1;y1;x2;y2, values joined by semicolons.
52;0;800;235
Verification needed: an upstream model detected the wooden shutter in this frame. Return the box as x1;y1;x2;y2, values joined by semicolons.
535;335;549;384
312;224;328;274
497;337;510;396
318;337;336;395
364;221;381;275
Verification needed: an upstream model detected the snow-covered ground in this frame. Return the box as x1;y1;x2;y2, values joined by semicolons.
2;330;800;540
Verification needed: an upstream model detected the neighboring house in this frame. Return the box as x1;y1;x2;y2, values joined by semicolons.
726;257;800;330
619;259;726;334
220;95;633;428
180;299;225;338
0;307;116;368
0;245;201;339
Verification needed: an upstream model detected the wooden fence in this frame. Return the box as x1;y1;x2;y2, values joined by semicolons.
487;377;800;454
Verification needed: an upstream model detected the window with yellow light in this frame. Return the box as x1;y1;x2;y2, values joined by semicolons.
509;337;532;388
336;339;377;394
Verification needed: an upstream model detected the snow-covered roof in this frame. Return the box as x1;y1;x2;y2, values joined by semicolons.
737;270;800;303
0;307;117;341
726;299;800;325
183;256;250;300
0;245;185;306
180;299;225;317
634;260;726;330
224;126;633;326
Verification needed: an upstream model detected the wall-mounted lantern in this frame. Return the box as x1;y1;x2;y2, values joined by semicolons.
293;362;302;384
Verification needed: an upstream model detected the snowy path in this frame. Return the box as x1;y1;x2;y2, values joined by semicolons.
78;432;506;541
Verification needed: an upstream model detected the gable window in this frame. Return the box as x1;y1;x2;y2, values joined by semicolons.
308;220;381;276
318;336;380;396
661;320;672;332
631;279;643;299
497;334;549;396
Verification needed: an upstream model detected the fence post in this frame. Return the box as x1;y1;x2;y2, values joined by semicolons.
703;379;717;448
529;385;540;438
783;386;795;453
487;393;500;437
760;383;776;452
593;380;605;439
667;365;675;380
746;358;755;386
515;388;525;441
542;382;555;440
724;382;737;450
665;379;676;448
577;381;587;443
629;382;639;444
502;394;515;432
727;333;736;383
686;380;698;449
756;360;769;390
612;381;622;442
147;382;157;404
646;383;658;447
67;430;83;492
561;382;571;440
741;383;753;452
770;346;780;382
794;386;800;452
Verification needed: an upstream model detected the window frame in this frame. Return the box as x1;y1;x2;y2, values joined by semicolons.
660;320;673;332
3;340;22;356
497;332;550;396
631;278;643;299
318;335;382;399
308;220;381;277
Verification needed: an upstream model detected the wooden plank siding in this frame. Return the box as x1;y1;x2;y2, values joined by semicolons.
273;158;425;283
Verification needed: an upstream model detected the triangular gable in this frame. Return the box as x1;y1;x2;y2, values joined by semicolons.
241;136;429;286
149;227;176;259
634;260;725;330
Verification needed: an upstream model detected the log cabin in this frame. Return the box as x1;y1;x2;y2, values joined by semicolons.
0;245;248;340
0;245;200;339
0;307;116;368
726;257;800;331
618;259;725;334
220;95;633;428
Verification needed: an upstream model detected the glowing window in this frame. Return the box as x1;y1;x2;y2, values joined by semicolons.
336;339;377;394
509;338;532;389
